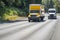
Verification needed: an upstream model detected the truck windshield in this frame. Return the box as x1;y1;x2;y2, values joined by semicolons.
30;10;40;13
49;11;55;13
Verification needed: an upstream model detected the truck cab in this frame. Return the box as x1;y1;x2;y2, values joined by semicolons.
48;8;57;19
28;4;45;22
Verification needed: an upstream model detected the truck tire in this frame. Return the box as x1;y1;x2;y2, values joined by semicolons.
41;17;44;21
48;17;50;19
28;20;30;22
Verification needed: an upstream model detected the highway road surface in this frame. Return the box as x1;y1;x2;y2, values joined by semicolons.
0;14;60;40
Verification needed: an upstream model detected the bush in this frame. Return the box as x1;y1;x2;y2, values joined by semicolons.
12;7;28;16
2;9;19;21
0;7;28;21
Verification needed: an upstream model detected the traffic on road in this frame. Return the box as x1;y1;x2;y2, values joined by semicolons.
0;0;60;40
0;13;60;40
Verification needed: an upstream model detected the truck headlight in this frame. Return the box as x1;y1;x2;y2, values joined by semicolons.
37;15;40;17
28;15;31;17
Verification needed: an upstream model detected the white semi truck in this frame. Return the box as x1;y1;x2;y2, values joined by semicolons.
48;8;57;19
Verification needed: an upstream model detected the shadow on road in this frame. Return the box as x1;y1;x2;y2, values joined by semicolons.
32;20;46;22
0;20;28;24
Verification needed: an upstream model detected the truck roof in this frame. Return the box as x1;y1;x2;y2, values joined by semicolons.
48;8;56;11
29;4;41;6
29;4;41;10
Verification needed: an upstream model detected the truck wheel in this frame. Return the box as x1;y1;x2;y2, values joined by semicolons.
28;20;30;22
48;17;50;19
41;17;44;21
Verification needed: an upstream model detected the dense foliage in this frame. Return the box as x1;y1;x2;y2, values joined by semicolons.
0;0;60;21
42;0;60;12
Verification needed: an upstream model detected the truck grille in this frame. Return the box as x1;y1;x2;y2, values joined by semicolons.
31;15;36;17
50;14;54;17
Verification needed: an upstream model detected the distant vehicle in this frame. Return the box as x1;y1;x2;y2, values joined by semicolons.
48;8;57;19
28;4;45;22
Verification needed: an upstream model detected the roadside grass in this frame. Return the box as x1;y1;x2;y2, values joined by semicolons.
0;16;27;23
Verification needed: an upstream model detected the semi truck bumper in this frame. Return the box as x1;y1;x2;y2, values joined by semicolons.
48;14;57;19
28;17;39;20
28;16;45;22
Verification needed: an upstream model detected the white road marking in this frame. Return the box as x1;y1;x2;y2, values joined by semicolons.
0;22;36;36
0;21;27;29
24;20;57;40
0;20;52;40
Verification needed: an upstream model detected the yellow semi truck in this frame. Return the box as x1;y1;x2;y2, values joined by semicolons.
28;4;45;22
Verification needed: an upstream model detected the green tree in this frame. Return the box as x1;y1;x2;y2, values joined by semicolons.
53;0;60;13
49;0;54;8
44;0;50;12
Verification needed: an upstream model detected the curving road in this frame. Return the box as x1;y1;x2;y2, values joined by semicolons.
0;15;60;40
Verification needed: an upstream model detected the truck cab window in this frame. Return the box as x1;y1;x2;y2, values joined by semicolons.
49;11;55;13
30;10;40;13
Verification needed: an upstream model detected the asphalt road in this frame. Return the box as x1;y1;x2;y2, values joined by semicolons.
0;14;60;40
